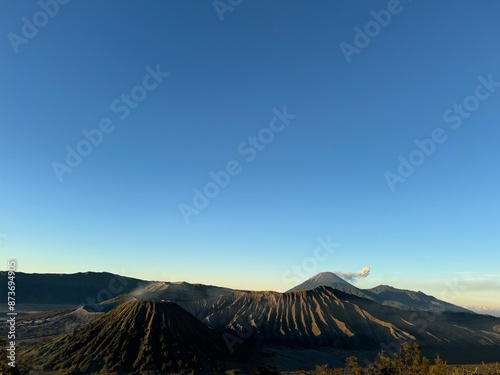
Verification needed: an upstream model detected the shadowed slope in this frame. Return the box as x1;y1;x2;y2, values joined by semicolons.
363;284;472;313
183;286;415;347
181;286;500;351
321;289;500;348
23;300;228;374
0;271;145;304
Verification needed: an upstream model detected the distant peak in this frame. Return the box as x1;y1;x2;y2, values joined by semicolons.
311;272;349;282
313;271;340;279
286;271;356;293
314;271;337;277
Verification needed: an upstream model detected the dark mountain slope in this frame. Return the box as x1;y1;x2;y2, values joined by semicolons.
181;286;500;350
364;284;471;313
0;271;145;304
22;300;228;374
182;286;416;348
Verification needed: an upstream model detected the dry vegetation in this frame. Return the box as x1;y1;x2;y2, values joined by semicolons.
310;343;500;375
2;338;500;374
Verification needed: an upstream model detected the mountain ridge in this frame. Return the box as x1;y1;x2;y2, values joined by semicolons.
286;271;472;313
1;271;477;314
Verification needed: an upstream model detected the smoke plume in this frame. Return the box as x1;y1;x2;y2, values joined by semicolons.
335;266;370;282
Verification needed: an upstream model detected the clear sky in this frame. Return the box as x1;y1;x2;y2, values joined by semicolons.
1;1;499;312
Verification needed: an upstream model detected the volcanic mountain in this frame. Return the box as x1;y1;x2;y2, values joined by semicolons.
127;281;233;302
287;272;470;313
286;272;370;298
16;282;500;371
180;286;500;355
363;284;471;313
23;300;228;374
182;286;414;348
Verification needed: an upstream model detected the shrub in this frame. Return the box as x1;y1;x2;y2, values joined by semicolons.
315;364;344;375
430;355;448;375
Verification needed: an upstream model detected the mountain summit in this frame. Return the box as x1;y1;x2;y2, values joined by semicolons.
286;272;369;298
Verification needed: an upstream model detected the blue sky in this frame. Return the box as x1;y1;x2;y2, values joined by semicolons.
1;1;499;311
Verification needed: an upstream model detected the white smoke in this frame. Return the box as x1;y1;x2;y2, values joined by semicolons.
335;266;370;282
